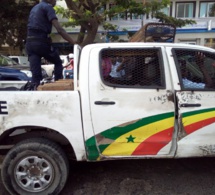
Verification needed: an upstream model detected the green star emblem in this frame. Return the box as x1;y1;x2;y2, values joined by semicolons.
126;135;136;143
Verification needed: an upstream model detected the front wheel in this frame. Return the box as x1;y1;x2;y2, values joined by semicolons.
1;138;69;195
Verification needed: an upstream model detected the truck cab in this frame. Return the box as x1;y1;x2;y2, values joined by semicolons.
80;43;215;160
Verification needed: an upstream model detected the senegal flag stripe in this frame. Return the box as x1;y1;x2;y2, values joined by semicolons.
184;117;215;134
100;112;174;141
182;108;215;118
132;127;173;155
182;111;215;126
102;117;174;156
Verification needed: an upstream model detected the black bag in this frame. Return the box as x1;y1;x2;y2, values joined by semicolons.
20;81;37;91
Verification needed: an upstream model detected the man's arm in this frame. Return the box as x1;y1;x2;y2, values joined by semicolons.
52;19;75;45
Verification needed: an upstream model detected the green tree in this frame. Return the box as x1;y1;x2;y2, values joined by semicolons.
0;0;38;51
59;0;195;46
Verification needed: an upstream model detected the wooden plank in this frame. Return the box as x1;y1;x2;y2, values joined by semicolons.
37;79;74;91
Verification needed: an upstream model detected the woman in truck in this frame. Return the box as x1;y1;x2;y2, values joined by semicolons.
63;53;74;79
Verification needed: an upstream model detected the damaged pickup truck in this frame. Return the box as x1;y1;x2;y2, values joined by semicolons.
0;43;215;195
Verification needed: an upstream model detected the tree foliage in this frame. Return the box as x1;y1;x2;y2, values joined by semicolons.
0;0;196;50
0;0;38;51
61;0;196;46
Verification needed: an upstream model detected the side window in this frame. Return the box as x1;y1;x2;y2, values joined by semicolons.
173;49;215;90
100;48;165;89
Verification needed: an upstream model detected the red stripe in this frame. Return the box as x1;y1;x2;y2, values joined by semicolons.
185;117;215;135
132;127;173;155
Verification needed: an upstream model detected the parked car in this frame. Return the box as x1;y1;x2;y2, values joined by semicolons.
41;55;69;77
0;54;32;78
7;55;48;78
9;56;30;66
0;67;30;81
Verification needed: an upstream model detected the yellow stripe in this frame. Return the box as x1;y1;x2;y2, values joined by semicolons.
182;111;215;126
102;117;174;156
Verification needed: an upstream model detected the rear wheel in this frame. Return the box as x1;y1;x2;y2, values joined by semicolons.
1;138;69;195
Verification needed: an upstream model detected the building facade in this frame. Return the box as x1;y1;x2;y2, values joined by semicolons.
54;0;215;49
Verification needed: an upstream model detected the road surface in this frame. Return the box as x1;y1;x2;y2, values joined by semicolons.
1;156;215;195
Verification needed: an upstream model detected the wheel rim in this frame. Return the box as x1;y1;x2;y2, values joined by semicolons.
14;156;54;193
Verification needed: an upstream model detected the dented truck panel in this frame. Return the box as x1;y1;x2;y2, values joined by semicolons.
0;91;86;161
82;43;215;160
176;91;215;157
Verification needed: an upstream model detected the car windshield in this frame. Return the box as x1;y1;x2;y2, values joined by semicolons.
0;55;19;66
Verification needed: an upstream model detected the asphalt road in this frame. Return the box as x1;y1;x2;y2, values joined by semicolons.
1;156;215;195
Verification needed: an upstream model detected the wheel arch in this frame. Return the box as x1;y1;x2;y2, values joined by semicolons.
0;125;77;161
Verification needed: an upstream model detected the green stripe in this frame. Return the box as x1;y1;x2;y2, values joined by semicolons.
101;112;174;140
85;136;100;161
182;108;215;118
85;112;174;160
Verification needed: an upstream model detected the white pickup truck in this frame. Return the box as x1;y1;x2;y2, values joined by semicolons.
1;43;215;195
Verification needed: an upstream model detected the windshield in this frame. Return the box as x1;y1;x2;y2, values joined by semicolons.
0;55;19;66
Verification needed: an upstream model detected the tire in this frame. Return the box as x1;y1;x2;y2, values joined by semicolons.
1;138;69;195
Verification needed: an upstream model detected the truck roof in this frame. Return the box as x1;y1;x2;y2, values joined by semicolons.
82;42;215;52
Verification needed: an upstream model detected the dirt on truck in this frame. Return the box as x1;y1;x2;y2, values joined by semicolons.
1;41;215;195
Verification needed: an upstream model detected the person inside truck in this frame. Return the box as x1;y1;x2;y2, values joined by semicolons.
179;52;213;89
25;0;75;87
63;53;74;79
109;57;127;78
101;57;112;79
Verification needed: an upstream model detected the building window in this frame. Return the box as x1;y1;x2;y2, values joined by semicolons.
200;2;215;17
176;2;195;18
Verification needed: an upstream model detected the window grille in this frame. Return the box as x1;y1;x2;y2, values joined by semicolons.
173;49;215;90
100;48;165;89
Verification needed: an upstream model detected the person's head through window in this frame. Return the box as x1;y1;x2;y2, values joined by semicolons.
68;53;74;60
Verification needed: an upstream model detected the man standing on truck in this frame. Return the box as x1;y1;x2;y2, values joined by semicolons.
25;0;75;87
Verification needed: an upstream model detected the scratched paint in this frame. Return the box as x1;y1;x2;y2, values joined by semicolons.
180;92;202;103
199;145;215;156
149;94;168;104
86;106;215;160
86;112;174;160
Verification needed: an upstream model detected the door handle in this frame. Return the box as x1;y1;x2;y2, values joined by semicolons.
94;101;115;105
180;103;201;107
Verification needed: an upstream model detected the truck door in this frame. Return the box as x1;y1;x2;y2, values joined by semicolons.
88;46;176;159
170;47;215;157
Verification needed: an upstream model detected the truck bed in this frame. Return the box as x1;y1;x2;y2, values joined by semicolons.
0;79;74;91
